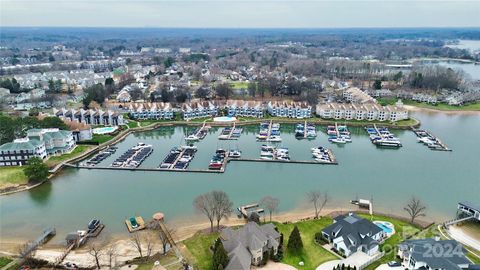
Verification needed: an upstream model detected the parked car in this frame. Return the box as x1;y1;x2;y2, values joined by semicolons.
388;261;401;267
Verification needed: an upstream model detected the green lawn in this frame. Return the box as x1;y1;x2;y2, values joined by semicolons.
183;232;219;270
45;145;92;167
275;218;338;269
229;81;249;89
0;166;28;189
358;213;421;270
81;134;115;144
0;257;13;268
126;121;139;129
377;98;480;111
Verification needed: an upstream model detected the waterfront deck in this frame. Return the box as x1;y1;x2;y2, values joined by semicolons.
125;216;146;233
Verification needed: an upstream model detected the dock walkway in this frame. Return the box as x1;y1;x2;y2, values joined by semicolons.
412;129;452;151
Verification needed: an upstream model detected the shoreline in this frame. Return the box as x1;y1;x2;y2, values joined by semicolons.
404;105;480;114
0;206;434;255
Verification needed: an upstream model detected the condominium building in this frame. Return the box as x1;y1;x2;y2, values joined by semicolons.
316;102;409;122
0;128;75;166
54;108;124;126
267;101;312;118
343;87;376;103
128;102;174;120
181;101;219;120
225;100;264;118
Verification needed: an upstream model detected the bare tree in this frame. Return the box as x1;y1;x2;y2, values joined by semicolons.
404;196;427;224
18;241;36;265
88;242;104;269
306;191;329;219
212;190;233;230
194;192;216;232
105;243;117;268
130;232;144;259
261;196;279;222
158;226;176;255
144;232;155;260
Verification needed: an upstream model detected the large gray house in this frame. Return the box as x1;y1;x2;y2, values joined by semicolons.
321;213;384;257
398;238;480;270
220;222;281;270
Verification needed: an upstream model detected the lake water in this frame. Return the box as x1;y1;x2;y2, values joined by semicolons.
0;111;479;241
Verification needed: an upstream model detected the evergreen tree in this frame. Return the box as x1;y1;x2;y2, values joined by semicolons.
24;157;49;183
212;239;229;270
287;226;303;254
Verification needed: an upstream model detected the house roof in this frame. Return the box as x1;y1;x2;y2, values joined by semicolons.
322;213;382;253
0;138;43;152
459;201;480;213
399;239;471;270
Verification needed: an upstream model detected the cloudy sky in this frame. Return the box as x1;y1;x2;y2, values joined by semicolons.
1;0;479;28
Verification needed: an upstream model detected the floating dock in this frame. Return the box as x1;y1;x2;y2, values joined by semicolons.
125;216;146;233
238;203;264;218
412;129;452;151
218;122;242;140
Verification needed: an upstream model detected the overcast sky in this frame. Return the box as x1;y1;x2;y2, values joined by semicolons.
1;0;479;28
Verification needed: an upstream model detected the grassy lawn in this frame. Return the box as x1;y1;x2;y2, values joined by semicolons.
229;81;249;89
0;166;28;189
275;218;338;269
358;213;421;270
81;134;115;144
0;257;13;268
183;232;219;270
45;145;92;167
377;97;480;111
126;121;139;129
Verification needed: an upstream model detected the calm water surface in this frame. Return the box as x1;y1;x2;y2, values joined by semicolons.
1;111;479;241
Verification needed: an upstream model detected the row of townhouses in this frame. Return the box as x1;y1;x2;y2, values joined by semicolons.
128;102;174;120
181;101;220;120
225;100;264;118
0;128;75;166
316;102;409;122
54;108;124;126
267;101;312;118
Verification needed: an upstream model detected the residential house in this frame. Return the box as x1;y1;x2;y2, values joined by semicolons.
412;93;437;104
267;101;312;118
225;100;264;118
62;119;93;142
343;87;376;103
54;108;124;126
117;89;132;102
220;222;281;270
316;101;408;122
181;101;219;120
0;128;75;166
321;213;384;257
398;238;479;270
128;102;174;120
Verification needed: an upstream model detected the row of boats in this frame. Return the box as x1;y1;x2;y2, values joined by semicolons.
257;122;282;142
208;148;242;170
414;129;449;151
185;126;210;142
83;146;117;166
159;145;198;170
111;143;153;168
260;144;290;161
366;126;402;148
295;123;317;139
311;146;334;163
326;125;352;144
218;127;243;140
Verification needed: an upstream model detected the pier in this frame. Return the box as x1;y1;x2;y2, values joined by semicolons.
238;203;264;218
195;121;209;139
20;227;56;258
218;122;240;140
412;129;452;151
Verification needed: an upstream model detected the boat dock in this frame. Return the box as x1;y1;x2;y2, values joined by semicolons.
238;203;264;218
350;198;373;215
412;129;452;151
194;122;209;139
218;122;242;140
125;216;146;233
20;227;56;258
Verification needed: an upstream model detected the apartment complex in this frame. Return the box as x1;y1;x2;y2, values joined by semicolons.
0;128;75;166
181;101;219;120
225;100;264;118
267;101;312;118
128;102;174;120
54;108;124;126
316;102;409;122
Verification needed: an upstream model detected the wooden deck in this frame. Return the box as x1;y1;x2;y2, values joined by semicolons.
125;216;146;233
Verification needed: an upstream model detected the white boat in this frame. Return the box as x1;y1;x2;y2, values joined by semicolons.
228;150;242;158
260;151;274;157
330;137;347;144
267;136;282;142
185;135;199;141
181;144;198;150
256;134;268;140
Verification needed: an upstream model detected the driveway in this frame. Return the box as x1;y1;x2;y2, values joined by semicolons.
376;264;403;270
316;251;379;270
448;226;480;252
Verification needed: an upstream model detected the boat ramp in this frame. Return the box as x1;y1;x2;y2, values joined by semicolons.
412;129;452;151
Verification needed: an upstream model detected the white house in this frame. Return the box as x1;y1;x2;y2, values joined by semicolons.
316;102;409;122
225;100;264;118
128;102;174;120
321;213;384;257
181;101;219;120
267;101;312;118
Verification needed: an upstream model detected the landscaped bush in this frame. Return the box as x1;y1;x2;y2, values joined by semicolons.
314;232;329;245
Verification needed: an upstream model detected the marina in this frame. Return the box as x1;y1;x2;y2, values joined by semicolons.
185;122;210;142
111;143;153;168
327;123;352;144
1;112;479;240
218;122;243;140
257;121;282;142
159;145;198;170
412;129;452;151
295;121;317;139
366;124;402;148
83;146;117;166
